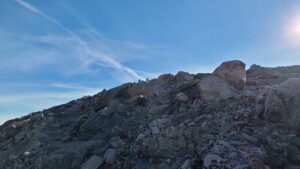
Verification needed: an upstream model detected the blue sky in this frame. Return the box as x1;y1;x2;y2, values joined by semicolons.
1;0;300;124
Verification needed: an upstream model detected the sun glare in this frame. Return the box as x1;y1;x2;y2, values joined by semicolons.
285;13;300;47
294;23;300;34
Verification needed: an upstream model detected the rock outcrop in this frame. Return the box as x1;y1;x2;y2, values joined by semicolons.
1;60;300;169
264;78;300;127
213;60;246;90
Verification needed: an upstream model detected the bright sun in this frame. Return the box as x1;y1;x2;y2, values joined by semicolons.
285;14;300;47
295;23;300;34
286;15;300;38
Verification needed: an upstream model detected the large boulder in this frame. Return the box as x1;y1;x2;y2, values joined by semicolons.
213;60;246;90
175;71;194;82
264;78;300;127
198;75;237;100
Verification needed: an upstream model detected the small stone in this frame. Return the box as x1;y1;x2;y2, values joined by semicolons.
148;118;168;135
109;136;125;149
103;148;117;164
181;159;193;169
136;129;151;141
241;132;258;143
166;159;171;164
176;92;189;102
24;151;30;156
187;122;196;126
81;155;103;169
202;134;215;140
201;122;207;128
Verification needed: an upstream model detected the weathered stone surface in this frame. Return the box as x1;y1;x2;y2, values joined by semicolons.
213;60;246;90
148;118;169;135
103;148;117;164
264;78;300;127
247;64;300;86
199;75;236;100
203;141;253;169
81;155;103;169
175;71;194;82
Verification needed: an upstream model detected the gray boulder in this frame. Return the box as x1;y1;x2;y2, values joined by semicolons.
198;75;236;100
264;78;300;127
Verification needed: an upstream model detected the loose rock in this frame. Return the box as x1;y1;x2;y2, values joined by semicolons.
81;155;103;169
103;148;117;164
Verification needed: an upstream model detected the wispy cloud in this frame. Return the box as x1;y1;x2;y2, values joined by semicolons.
15;0;145;82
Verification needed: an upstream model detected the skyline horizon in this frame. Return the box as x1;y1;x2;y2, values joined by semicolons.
1;0;300;124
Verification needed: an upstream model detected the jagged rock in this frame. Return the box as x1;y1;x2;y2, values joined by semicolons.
157;74;174;83
81;155;103;169
199;75;236;100
213;60;246;90
176;92;189;102
247;64;300;86
148;118;169;135
103;148;117;164
203;141;253;169
175;71;194;82
264;78;300;127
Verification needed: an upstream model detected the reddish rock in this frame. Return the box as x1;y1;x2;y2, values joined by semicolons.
213;60;246;90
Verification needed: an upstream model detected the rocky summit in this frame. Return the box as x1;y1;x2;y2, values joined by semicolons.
1;60;300;169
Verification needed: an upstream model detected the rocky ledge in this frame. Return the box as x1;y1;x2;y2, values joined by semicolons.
1;60;300;169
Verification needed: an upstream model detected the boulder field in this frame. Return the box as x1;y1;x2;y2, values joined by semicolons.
1;60;300;169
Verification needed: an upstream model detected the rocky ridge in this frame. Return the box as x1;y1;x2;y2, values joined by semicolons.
1;60;300;169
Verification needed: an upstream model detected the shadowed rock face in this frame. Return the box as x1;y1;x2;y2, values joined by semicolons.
264;78;300;127
1;60;300;169
198;75;237;100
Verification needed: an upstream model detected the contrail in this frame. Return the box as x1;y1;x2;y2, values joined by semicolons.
15;0;144;81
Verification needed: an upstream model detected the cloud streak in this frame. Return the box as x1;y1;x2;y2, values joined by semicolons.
15;0;144;81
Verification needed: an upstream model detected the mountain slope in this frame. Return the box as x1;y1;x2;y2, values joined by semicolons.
1;60;300;169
